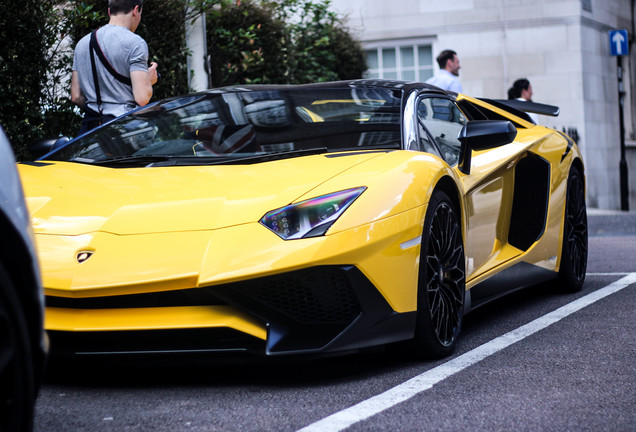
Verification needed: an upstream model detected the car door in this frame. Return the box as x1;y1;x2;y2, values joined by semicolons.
416;95;519;282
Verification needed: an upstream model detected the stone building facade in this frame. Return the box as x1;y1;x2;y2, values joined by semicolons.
329;0;636;210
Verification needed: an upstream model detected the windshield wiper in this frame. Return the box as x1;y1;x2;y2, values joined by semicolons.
222;147;329;165
150;147;330;167
74;148;330;167
87;155;173;167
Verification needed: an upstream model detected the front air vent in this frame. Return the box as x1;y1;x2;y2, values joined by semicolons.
229;267;361;325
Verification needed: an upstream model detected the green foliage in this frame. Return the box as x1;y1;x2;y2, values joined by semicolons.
40;1;106;144
137;0;190;99
275;0;367;82
0;0;51;159
276;0;341;83
0;0;107;158
206;0;366;86
280;0;366;83
207;0;287;86
329;25;368;80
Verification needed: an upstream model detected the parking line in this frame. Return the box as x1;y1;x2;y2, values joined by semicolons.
587;272;632;276
296;272;636;432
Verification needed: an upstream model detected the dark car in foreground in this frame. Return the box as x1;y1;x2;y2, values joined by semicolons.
0;126;47;430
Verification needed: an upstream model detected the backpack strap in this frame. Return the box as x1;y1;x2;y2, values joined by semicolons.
90;30;133;86
88;33;104;116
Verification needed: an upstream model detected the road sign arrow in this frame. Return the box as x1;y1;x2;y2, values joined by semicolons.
612;31;626;55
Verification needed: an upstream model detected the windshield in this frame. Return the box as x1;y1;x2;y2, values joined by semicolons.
46;86;403;166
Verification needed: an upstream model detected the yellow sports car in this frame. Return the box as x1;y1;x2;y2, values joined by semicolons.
18;80;587;359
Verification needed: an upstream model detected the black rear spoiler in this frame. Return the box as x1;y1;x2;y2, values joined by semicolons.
479;98;560;124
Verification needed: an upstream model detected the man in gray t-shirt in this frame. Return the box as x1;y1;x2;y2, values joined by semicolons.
70;0;158;133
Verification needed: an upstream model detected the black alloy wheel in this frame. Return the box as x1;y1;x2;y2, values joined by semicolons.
412;189;465;359
0;262;36;431
557;166;588;292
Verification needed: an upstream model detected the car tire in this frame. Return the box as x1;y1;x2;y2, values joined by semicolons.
0;261;36;432
557;166;588;292
410;189;466;359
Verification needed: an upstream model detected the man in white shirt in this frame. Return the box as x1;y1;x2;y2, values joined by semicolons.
425;50;463;93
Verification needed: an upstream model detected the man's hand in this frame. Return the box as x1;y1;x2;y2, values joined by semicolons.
148;62;159;85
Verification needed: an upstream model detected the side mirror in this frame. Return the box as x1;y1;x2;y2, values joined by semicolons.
457;120;517;174
29;136;71;160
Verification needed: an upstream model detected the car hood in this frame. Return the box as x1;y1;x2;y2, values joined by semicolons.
18;153;382;236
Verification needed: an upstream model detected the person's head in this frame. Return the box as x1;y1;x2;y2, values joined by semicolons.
508;78;533;101
108;0;143;31
109;0;143;14
436;50;460;76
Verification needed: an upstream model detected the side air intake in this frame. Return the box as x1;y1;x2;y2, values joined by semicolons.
508;153;550;250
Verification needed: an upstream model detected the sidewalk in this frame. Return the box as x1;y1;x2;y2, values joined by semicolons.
587;208;636;236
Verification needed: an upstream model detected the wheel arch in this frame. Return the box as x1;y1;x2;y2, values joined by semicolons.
432;175;463;230
555;155;588;291
571;157;585;184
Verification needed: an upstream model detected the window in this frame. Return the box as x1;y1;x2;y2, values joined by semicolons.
581;0;592;12
365;43;434;82
417;97;466;165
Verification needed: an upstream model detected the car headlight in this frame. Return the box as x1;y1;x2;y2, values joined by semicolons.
260;187;366;240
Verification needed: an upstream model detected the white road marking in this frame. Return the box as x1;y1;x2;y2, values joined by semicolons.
296;272;636;432
587;272;631;276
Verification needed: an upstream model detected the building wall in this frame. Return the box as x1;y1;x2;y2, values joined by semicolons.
330;0;636;210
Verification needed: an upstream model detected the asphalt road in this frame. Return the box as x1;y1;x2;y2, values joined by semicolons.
34;210;636;432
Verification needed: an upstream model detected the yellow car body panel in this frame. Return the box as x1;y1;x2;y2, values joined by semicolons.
20;153;386;236
46;305;267;339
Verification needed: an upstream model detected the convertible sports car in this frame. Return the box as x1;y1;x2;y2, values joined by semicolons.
18;79;587;359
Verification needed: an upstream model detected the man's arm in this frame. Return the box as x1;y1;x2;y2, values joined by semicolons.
70;71;86;107
131;61;158;107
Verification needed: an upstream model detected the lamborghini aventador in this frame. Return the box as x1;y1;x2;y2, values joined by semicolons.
18;80;588;359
